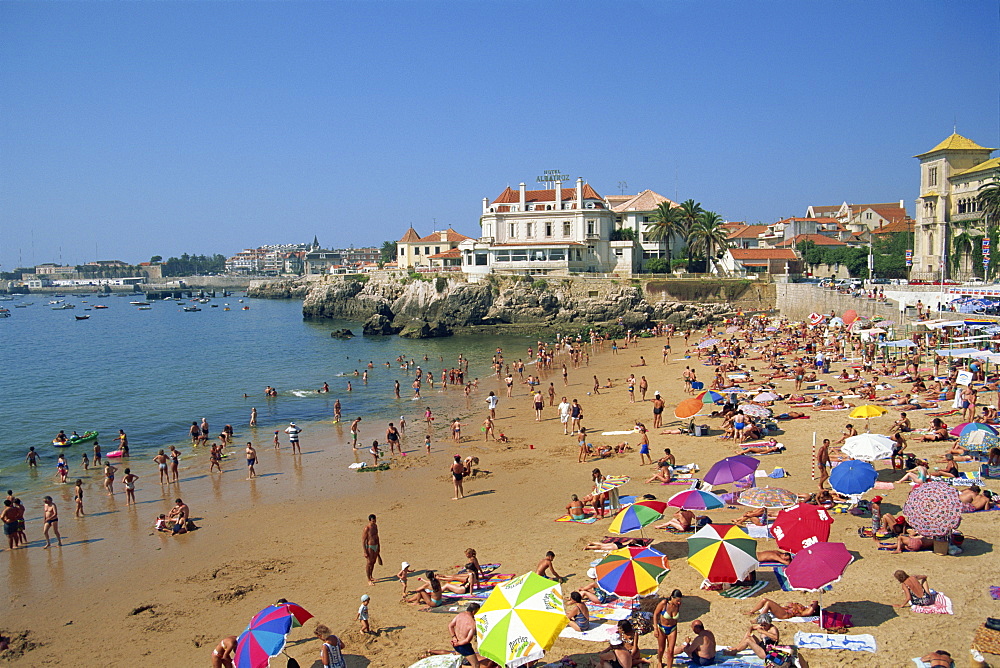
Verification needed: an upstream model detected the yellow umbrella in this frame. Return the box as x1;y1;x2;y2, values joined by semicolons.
849;405;887;432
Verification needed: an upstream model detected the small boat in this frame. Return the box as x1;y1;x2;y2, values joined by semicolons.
0;295;13;301
52;303;76;310
53;430;99;447
242;306;250;310
0;308;10;318
129;301;150;306
238;299;244;303
198;298;210;304
75;315;90;320
183;306;201;312
138;306;152;310
13;304;28;308
223;307;231;311
49;300;64;305
94;304;108;309
211;304;219;308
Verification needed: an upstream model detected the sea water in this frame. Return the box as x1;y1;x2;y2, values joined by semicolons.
0;295;525;493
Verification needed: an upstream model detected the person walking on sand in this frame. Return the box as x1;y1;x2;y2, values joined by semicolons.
42;496;62;549
451;455;466;500
249;407;257;426
74;479;84;517
153;450;169;484
285;422;302;455
357;594;371;634
245;442;257;479
639;375;648;401
104;462;117;496
533;389;544;421
558;397;572;435
816;438;831;489
350;417;362;448
362;514;382;585
122;468;139;506
578;427;589;463
449;603;481;668
482;416;495;441
638;425;651;465
168;445;181;483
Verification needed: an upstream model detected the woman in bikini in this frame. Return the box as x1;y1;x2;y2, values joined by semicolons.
565;591;591;632
894;570;934;607
749;598;820;619
405;570;444;609
653;589;683;668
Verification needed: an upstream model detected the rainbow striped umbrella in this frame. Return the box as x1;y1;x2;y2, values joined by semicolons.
595;545;670;598
667;489;725;510
234;602;313;668
593;475;631;494
696;390;725;404
687;524;758;584
609;500;667;535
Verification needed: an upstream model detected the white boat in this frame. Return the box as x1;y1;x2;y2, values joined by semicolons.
129;301;150;306
52;303;76;310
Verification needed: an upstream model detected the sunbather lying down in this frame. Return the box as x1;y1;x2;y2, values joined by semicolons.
748;598;820;619
584;536;651;550
654;509;696;531
756;549;792;565
734;507;777;526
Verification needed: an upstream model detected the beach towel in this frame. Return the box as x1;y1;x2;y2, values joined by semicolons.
595;536;653;549
793;632;876;652
745;525;772;539
910;591;953;614
601;430;637;436
927;409;960;417
675;649;767;667
555;514;598;524
873;481;895;490
719;580;769;599
457;563;499;575
776;616;820;624
558;618;621;642
990;586;1000;600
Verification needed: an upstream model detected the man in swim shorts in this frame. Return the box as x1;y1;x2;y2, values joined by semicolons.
449;603;481;667
42;496;62;549
284;422;302;455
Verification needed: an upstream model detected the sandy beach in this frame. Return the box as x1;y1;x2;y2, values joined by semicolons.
0;325;995;668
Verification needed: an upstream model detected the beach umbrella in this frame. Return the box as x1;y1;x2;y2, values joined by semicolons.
697;338;720;349
475;572;567;668
696;390;725;404
234;602;313;668
687;524;758;584
667;489;725;511
829;460;878;496
737;404;772;418
950;422;997;437
725;326;739;334
828;316;845;327
783;542;853;624
902;480;962;539
808;312;825;325
753;392;779;402
608;500;667;535
765;326;778;332
842;309;859;325
957;428;1000;452
595;545;670;598
674;398;705;419
738;487;798;510
842;434;894;462
771;504;834;553
593;475;630;494
704;455;759;485
848;404;887;431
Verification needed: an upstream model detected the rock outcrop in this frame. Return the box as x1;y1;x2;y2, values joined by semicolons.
246;279;311;299
300;274;738;338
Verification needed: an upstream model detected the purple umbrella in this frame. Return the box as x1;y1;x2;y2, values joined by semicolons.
704;455;760;485
902;480;962;539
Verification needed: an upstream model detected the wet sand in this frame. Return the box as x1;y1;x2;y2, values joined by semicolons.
0;331;995;667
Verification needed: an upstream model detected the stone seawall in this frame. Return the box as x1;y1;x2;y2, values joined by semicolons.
775;283;902;321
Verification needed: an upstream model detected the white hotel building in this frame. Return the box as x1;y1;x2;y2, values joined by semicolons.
459;178;634;277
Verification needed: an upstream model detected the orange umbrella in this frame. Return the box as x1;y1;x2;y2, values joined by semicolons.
674;397;704;419
842;309;858;325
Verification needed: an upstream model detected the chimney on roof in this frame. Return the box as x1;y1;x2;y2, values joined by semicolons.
555;180;562;209
576;177;583;209
482;197;488;214
899;199;904;208
519;183;526;211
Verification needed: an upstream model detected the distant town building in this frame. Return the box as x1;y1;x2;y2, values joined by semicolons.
459;178;624;276
225;240;329;275
397;228;472;271
609;189;681;266
911;132;998;280
720;248;802;276
805;201;909;234
34;263;76;276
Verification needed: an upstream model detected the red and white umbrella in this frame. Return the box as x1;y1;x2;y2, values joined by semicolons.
771;503;834;553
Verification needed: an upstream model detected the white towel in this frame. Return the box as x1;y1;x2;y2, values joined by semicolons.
558;619;620;642
746;525;772;539
776;616;819;624
793;631;877;652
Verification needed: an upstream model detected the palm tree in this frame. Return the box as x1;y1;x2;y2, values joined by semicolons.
949;219;977;277
688;211;730;274
979;179;1000;226
677;199;704;268
644;202;682;262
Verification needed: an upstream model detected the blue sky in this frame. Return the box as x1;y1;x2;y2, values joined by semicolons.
1;1;997;269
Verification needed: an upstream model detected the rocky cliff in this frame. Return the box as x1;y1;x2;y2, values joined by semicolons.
246;279;311;299
299;274;737;338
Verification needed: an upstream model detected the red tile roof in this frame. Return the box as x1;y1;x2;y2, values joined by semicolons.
871;217;915;235
427;248;462;259
414;229;472;244
728;248;798;260
726;224;768;240
775;234;847;247
492;183;604;204
399;227;421;243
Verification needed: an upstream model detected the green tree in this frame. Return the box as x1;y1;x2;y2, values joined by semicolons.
644;257;671;274
677;199;705;267
950;219;978;276
150;255;162;263
644;202;682;260
380;241;398;264
687;210;729;274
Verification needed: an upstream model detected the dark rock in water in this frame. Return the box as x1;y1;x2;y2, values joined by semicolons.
397;319;452;339
330;328;354;339
362;314;400;336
